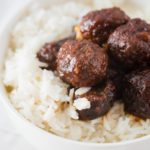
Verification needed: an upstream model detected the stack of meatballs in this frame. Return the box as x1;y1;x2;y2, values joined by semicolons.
37;7;150;121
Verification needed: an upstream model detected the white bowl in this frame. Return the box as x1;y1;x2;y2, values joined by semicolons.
0;0;150;150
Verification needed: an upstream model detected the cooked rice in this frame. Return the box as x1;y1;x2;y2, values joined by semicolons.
3;0;150;143
73;98;91;111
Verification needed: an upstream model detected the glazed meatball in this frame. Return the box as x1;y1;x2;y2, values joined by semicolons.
37;37;74;70
76;7;130;46
107;56;123;80
123;69;150;119
74;81;116;120
108;18;150;71
57;40;108;87
107;58;125;99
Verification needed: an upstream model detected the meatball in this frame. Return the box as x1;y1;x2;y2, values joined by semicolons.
107;56;123;80
108;18;150;71
107;58;125;99
57;40;108;87
37;37;74;70
76;7;130;46
123;69;150;119
74;81;116;120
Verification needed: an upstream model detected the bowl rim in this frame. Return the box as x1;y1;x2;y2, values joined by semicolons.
1;0;150;147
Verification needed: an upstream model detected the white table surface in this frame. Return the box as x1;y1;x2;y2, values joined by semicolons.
0;105;35;150
0;0;36;149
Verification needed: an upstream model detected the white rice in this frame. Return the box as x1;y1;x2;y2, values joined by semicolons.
73;98;91;111
75;87;91;96
3;0;150;143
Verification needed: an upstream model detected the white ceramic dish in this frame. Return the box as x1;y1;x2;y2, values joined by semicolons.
0;0;150;150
